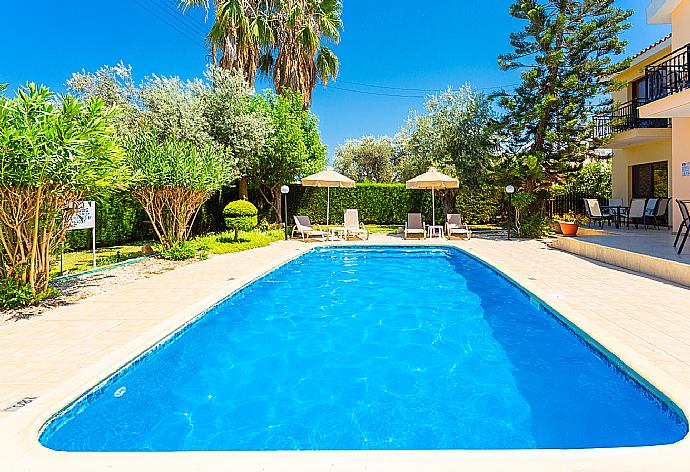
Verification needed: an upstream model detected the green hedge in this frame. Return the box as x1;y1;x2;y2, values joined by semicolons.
286;183;502;225
65;193;154;250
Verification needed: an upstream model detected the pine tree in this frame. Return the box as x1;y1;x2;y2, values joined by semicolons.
498;0;632;196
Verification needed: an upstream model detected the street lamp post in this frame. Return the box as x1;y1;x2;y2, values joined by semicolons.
505;185;515;240
281;185;290;240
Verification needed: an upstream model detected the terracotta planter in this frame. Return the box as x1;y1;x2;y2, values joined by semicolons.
550;221;562;234
559;221;579;236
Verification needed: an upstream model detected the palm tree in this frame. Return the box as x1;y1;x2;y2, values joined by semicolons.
182;0;273;87
182;0;342;107
263;0;342;108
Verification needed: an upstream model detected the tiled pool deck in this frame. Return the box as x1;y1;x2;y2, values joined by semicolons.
2;234;690;471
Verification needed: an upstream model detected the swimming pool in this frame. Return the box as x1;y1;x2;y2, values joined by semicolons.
40;246;687;451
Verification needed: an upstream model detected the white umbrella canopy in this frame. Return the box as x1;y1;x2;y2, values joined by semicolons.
406;168;459;226
301;167;356;226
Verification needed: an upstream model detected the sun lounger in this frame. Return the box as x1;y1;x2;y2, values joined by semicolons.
343;209;369;240
404;213;426;240
446;214;471;240
292;215;328;241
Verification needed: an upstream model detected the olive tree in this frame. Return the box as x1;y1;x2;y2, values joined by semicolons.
333;136;397;183
0;84;125;305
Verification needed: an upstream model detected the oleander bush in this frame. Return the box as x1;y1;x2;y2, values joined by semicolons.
124;133;235;257
0;84;125;306
223;200;258;241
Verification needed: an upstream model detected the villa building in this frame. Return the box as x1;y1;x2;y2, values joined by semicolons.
599;0;690;231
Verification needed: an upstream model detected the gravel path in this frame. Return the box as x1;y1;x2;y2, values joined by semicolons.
1;256;203;323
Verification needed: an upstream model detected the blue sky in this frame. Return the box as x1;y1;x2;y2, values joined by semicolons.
0;0;670;159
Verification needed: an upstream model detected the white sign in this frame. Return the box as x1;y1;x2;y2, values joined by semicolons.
683;162;690;178
69;201;96;230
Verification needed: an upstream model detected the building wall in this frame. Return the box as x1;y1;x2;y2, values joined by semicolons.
671;2;690;231
611;139;673;208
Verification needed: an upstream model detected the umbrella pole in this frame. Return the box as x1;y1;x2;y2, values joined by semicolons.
432;189;435;226
327;187;330;227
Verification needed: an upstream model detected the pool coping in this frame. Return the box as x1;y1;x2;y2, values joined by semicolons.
3;239;690;471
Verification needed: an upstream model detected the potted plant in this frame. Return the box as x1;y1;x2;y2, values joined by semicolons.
558;212;589;236
550;215;563;234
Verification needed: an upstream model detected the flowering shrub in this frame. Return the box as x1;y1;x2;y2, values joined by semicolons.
554;212;589;225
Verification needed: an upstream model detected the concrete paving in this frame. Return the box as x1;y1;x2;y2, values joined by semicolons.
2;234;690;471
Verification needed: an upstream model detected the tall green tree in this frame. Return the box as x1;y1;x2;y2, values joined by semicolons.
396;86;499;211
334;136;397;183
497;0;631;197
251;90;326;221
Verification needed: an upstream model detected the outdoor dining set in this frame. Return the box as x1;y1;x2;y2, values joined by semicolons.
583;197;690;254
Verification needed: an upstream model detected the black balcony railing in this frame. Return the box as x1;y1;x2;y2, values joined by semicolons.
646;44;690;102
593;98;671;138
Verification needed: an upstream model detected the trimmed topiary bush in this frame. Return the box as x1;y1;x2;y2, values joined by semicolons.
224;200;258;241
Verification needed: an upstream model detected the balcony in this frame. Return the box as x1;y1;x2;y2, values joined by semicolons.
646;45;690;101
594;98;672;147
639;44;690;118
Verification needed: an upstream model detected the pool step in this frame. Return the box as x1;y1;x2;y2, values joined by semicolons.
550;237;690;288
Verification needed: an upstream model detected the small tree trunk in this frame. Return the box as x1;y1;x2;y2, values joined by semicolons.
273;186;283;223
239;177;249;200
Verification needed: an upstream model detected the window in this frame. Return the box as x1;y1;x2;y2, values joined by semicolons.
632;162;668;198
632;77;647;101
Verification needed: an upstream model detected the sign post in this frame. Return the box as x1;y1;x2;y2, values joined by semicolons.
67;201;97;270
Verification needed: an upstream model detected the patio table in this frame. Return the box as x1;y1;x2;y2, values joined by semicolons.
328;226;348;241
427;225;444;239
603;205;629;229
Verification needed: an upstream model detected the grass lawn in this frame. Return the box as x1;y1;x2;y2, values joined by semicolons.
192;229;285;255
365;224;401;234
51;244;147;277
52;230;284;278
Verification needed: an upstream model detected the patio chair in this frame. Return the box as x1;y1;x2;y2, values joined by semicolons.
583;198;611;228
404;213;426;240
291;215;328;241
674;200;690;254
622;198;647;229
343;209;369;240
606;198;625;216
446;214;471;240
643;198;660;229
651;198;671;229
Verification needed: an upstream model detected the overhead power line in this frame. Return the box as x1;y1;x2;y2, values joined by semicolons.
131;0;206;49
166;0;210;31
132;1;519;98
327;85;426;98
336;80;519;93
149;0;208;36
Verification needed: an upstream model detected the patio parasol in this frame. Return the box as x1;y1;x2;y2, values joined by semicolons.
301;167;355;226
406;168;459;226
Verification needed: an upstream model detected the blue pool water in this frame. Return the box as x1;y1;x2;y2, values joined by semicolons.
40;247;687;451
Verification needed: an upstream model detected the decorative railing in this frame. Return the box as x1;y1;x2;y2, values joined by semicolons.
646;44;690;102
593;98;671;138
